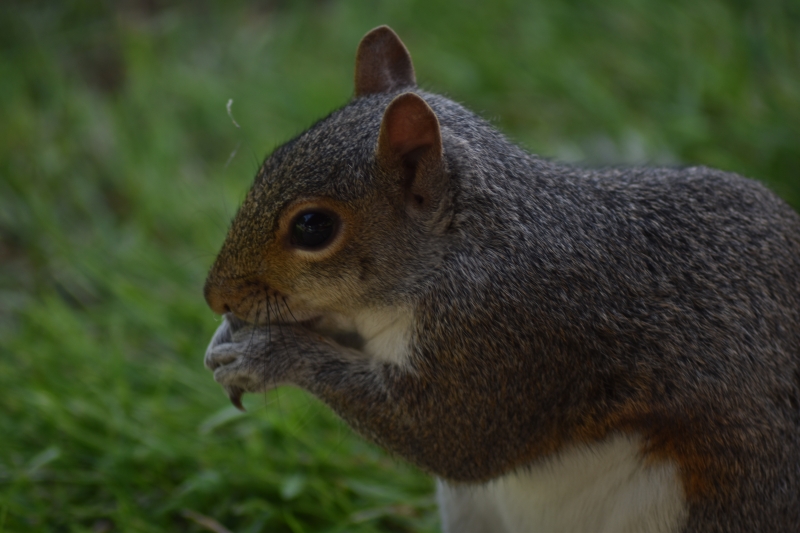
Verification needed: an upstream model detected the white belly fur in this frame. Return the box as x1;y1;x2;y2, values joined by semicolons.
438;433;687;533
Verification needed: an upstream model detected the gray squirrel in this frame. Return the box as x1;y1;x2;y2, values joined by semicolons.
203;26;800;532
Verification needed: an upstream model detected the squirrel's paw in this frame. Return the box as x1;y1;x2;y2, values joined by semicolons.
204;315;306;409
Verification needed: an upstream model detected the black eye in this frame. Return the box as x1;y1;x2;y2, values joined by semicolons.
291;212;337;249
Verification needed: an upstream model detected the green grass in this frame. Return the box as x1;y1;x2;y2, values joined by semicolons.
1;0;798;531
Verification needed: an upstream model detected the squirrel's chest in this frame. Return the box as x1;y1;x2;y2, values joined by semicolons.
438;434;687;533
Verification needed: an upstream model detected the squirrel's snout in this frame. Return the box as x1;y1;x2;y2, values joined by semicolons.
204;275;280;324
204;280;231;316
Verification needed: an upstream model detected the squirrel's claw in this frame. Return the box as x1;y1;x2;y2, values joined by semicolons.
226;386;246;411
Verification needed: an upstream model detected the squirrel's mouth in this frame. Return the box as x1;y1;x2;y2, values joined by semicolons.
225;311;364;350
222;289;328;326
289;312;364;351
224;312;248;334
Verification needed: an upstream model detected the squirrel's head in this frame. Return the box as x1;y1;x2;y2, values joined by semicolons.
204;26;453;327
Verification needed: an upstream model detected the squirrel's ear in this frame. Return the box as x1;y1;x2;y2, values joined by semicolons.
355;26;416;98
377;92;445;212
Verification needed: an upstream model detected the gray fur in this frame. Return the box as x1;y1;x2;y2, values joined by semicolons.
204;38;800;533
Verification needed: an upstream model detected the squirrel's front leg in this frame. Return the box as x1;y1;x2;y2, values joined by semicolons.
205;315;415;460
205;315;498;483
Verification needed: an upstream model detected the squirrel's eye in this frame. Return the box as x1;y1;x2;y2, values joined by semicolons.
291;212;337;249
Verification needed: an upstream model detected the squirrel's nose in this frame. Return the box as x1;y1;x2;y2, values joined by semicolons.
204;280;231;315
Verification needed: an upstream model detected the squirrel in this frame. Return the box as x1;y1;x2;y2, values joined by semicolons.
203;26;800;532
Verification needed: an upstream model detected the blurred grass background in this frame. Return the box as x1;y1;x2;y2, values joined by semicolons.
1;0;798;531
